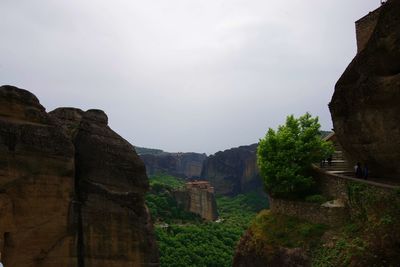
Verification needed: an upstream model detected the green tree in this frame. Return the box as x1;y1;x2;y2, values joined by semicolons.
257;113;333;199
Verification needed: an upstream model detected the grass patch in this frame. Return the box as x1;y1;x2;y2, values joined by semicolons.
251;210;328;249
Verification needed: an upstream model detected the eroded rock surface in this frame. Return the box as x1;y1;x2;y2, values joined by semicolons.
0;85;159;266
233;230;310;267
0;85;76;266
201;144;263;196
139;152;206;179
330;0;400;179
173;181;218;221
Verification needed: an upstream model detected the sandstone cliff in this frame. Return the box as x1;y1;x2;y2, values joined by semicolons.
173;181;218;221
330;0;400;179
201;144;263;196
0;85;76;266
0;85;159;266
139;151;206;179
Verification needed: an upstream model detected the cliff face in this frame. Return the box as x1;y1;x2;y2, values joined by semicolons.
330;0;400;179
201;144;263;196
0;86;76;266
140;152;206;179
173;181;218;221
0;86;159;266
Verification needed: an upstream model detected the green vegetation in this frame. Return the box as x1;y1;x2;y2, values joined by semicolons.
251;210;327;249
149;174;185;190
146;175;199;223
238;209;328;263
257;113;333;199
312;231;368;267
311;183;400;266
156;221;244;267
216;192;269;227
145;175;269;267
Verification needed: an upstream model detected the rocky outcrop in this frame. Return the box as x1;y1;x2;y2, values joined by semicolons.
201;144;263;196
173;181;218;221
233;231;309;267
0;85;76;266
0;85;159;266
232;211;311;267
330;0;400;179
139;152;206;179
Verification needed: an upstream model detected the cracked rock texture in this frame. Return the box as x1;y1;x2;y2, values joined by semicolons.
0;85;159;267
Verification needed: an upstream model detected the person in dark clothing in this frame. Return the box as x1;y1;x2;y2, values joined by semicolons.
355;162;363;178
327;156;332;166
363;164;369;180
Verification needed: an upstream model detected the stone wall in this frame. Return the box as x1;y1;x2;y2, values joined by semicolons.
355;7;382;53
313;166;394;201
269;197;348;227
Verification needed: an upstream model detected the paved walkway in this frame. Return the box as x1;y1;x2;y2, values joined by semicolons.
317;145;400;189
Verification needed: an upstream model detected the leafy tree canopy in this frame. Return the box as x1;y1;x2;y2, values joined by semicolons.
257;113;333;199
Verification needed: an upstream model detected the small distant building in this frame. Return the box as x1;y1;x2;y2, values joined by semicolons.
186;180;215;194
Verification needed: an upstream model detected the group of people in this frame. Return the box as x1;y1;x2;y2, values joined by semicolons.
355;162;368;179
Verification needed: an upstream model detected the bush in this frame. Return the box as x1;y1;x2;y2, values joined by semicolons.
257;113;333;199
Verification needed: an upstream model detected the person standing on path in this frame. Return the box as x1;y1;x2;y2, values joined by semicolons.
355;162;363;178
363;164;369;180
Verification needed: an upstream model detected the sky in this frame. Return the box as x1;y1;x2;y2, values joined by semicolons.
0;0;380;154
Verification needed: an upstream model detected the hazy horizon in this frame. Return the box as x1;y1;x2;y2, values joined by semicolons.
0;0;380;154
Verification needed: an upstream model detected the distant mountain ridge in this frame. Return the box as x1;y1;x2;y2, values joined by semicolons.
138;131;332;195
136;146;207;178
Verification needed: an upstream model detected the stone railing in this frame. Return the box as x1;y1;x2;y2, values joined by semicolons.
269;196;348;227
312;165;396;201
269;165;399;227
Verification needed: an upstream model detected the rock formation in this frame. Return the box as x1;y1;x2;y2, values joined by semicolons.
330;0;400;179
173;181;218;221
201;144;263;196
139;151;206;179
0;85;159;266
233;230;309;267
0;85;76;266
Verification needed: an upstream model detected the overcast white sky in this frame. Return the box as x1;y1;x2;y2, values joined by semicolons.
0;0;379;154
